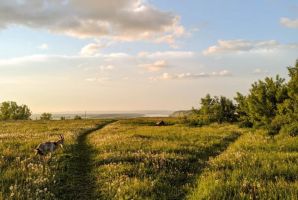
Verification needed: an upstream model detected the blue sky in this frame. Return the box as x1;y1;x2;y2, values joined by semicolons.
0;0;297;113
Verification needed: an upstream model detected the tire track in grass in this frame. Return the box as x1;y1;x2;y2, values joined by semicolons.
53;120;116;200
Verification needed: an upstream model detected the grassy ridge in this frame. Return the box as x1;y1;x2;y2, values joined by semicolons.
0;119;109;200
188;130;298;200
88;119;244;199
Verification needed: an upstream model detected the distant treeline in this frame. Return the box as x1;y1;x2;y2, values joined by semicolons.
0;101;31;120
184;59;298;136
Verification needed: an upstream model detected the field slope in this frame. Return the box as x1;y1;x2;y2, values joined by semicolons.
87;119;244;199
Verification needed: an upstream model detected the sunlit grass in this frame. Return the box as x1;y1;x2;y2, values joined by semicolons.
2;118;296;199
187;130;298;200
88;119;244;199
0;119;109;200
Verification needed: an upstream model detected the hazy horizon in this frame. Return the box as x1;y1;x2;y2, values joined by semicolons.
0;0;297;113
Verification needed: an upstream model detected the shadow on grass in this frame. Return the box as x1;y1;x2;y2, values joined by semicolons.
151;132;242;200
95;131;241;200
53;121;114;200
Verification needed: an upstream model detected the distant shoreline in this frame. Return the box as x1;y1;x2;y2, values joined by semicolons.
31;111;173;120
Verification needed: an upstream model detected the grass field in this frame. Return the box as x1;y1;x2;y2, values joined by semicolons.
0;119;112;200
0;118;297;200
88;119;244;199
188;130;298;200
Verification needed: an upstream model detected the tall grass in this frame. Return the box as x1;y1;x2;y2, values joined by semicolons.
88;119;244;199
187;130;298;200
0;119;108;200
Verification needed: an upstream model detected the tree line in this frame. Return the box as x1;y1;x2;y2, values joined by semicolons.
186;60;298;136
0;102;82;120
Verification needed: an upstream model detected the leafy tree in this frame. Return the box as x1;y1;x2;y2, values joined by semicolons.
273;60;298;136
40;113;52;120
0;101;31;120
74;115;82;120
191;94;237;125
285;60;298;122
234;92;253;127
243;75;288;127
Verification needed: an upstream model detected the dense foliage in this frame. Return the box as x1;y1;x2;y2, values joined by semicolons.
235;60;298;136
189;59;298;136
0;101;31;120
40;112;53;120
187;95;237;126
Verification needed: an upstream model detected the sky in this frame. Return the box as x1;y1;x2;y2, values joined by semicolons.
0;0;297;113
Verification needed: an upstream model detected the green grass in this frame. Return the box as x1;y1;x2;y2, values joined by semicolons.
0;119;111;200
187;130;298;200
88;120;243;199
1;118;297;199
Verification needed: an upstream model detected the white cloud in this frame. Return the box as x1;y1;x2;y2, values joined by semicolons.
150;70;231;80
203;40;279;55
280;17;298;29
0;55;50;66
0;0;184;45
138;51;195;59
80;43;103;56
139;60;167;72
38;43;48;50
0;53;132;67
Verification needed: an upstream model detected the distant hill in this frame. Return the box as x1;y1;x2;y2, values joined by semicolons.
170;110;192;117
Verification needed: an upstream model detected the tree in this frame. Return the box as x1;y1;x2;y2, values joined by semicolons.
40;113;52;120
234;92;253;127
74;115;82;120
285;60;298;122
191;94;237;124
245;75;288;127
0;101;31;120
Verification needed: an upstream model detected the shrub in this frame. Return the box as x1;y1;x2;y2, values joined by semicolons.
74;115;82;120
238;120;253;128
286;123;298;137
40;113;52;120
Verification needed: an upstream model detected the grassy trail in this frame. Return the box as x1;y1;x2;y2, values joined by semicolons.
53;121;115;200
88;122;244;200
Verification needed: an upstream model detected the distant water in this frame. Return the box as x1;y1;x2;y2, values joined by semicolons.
32;111;172;120
144;114;169;117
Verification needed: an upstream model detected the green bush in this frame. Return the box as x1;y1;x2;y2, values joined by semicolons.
74;115;82;120
238;120;253;128
286;123;298;137
40;112;52;120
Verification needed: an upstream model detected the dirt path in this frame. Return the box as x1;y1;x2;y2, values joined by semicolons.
53;121;115;200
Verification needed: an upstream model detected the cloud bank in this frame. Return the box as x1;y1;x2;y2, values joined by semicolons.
203;40;279;55
0;0;184;44
150;70;231;81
